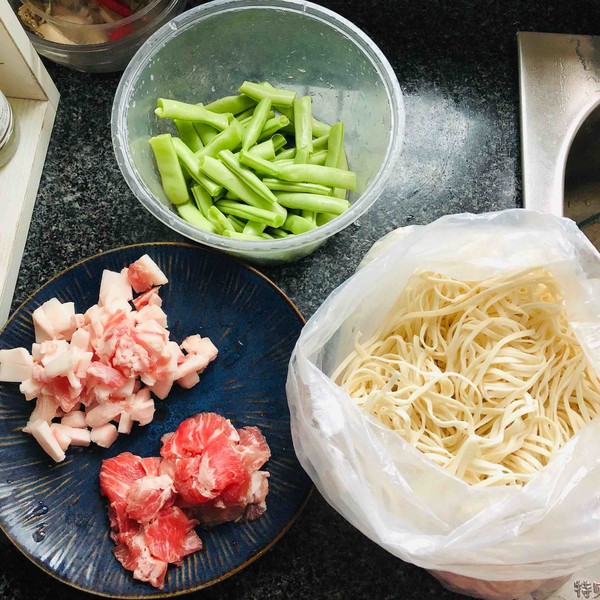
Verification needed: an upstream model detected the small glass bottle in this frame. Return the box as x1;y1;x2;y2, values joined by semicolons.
0;90;18;168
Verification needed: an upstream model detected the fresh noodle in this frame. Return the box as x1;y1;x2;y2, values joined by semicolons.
333;268;600;486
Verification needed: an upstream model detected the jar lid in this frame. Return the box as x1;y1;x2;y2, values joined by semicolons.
0;92;14;151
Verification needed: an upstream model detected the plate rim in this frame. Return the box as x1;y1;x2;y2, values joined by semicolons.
0;241;313;599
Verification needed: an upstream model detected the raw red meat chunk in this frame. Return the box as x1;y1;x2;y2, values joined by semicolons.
99;413;270;589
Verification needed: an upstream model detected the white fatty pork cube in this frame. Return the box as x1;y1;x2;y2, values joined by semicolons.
29;420;66;462
127;255;168;293
52;423;91;446
0;348;33;382
60;410;87;429
98;269;133;313
90;423;119;448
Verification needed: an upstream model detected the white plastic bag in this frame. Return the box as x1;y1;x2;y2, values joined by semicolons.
286;210;600;599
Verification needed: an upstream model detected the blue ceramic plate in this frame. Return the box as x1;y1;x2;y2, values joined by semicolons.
0;243;311;598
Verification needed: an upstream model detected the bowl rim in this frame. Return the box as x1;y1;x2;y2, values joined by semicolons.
111;0;405;255
14;0;185;50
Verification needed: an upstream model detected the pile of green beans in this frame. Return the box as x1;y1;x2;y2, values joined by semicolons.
149;81;356;241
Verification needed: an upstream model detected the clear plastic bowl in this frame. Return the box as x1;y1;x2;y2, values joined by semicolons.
10;0;188;73
112;0;404;264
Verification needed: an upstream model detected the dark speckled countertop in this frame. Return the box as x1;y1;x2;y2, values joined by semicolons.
2;2;600;599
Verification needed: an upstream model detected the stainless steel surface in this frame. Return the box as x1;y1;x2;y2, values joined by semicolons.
518;32;600;223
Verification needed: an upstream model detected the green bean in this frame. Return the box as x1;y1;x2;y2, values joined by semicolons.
208;205;235;233
243;221;266;236
312;133;329;150
238;150;281;178
265;227;290;238
227;215;245;232
239;81;296;107
218;150;277;203
245;139;275;160
258;116;290;141
281;214;317;235
308;150;328;166
197;118;244;159
240;110;275;126
243;98;272;151
275;193;349;215
194;123;218;145
272;158;295;168
277;105;331;137
262;179;333;195
195;173;223;197
172;137;203;183
191;184;213;217
277;163;356;190
301;210;317;225
293;96;313;164
325;122;344;168
215;199;285;228
200;156;273;210
333;146;349;200
177;201;217;233
316;212;338;226
155;99;229;130
270;134;287;153
174;120;204;152
236;106;256;122
274;147;296;161
149;134;190;205
222;231;265;241
205;94;256;115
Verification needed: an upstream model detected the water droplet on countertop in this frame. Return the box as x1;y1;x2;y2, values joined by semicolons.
32;526;46;543
150;74;154;81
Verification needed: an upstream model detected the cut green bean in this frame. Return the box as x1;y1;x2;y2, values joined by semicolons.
246;139;275;161
325;122;344;168
191;184;213;217
312;133;329;150
275;193;349;215
301;210;317;225
174;120;204;152
176;201;217;233
195;173;223;197
240;110;275;126
239;81;296;107
277;163;356;190
262;179;333;195
218;150;277;203
258;116;290;141
308;150;327;166
197;118;244;159
271;134;287;153
236;106;256;122
194;123;218;145
205;94;256;115
274;147;296;161
238;150;281;178
215;199;285;228
293;96;313;164
266;227;290;238
316;212;338;226
155;99;229;130
222;230;265;241
242;221;266;236
149;134;189;205
281;214;317;235
200;156;273;210
243;98;272;151
208;206;235;233
333;146;349;200
277;105;331;137
227;215;245;232
172;137;203;182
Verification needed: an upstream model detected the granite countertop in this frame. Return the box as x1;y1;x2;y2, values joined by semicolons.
3;1;600;598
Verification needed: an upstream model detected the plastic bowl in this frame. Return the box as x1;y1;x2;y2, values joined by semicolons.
112;0;404;264
10;0;188;73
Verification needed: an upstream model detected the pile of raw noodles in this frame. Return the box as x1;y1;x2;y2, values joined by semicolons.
333;267;600;487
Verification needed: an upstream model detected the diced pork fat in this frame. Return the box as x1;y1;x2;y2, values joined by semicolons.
91;423;119;448
52;423;91;446
61;410;87;428
98;269;133;314
132;288;162;311
177;372;199;389
0;347;33;382
85;402;124;428
127;255;168;294
70;328;92;351
118;412;133;434
125;388;155;426
32;299;77;343
29;419;66;462
51;424;71;452
135;304;168;329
